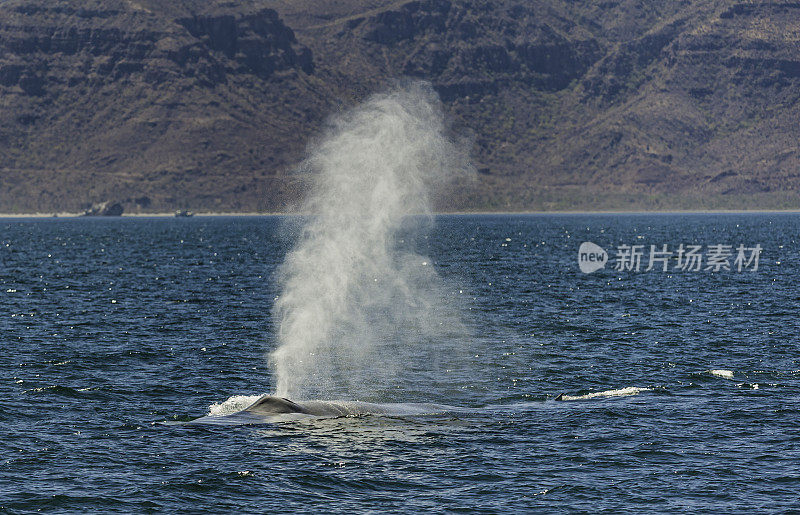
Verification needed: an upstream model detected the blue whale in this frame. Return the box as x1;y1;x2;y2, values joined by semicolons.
182;395;451;425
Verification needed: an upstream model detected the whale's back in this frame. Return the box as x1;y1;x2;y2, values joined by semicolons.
244;395;400;417
245;395;309;415
176;395;453;425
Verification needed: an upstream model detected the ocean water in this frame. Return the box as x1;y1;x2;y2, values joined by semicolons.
1;214;798;513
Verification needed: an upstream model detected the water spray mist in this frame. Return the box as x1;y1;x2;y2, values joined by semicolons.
269;82;473;400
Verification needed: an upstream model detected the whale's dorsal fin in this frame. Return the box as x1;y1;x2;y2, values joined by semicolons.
245;395;309;415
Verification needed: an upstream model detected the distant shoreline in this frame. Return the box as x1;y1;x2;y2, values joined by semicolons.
2;209;800;218
0;212;282;218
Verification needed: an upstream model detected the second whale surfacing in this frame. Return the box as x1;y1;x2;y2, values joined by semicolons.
186;395;453;426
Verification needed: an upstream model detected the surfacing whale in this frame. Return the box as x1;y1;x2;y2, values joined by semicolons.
245;395;399;417
182;394;452;426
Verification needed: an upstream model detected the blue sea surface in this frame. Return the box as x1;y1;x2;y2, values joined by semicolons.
0;214;798;513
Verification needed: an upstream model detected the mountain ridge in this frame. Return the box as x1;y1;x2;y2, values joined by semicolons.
1;0;799;213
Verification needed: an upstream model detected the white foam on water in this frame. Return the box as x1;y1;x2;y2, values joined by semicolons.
708;369;735;379
557;386;650;401
207;394;265;416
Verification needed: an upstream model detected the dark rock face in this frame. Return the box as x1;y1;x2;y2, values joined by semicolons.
178;9;313;78
83;201;124;216
359;0;601;100
0;1;312;96
363;0;451;45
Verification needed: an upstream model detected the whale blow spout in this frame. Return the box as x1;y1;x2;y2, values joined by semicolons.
268;82;473;400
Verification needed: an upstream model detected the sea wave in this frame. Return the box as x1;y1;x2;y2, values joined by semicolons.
207;394;266;416
707;369;735;379
556;386;650;401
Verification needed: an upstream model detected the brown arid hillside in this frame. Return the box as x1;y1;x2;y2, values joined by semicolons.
1;0;800;213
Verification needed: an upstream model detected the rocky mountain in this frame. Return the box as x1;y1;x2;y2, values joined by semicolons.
1;0;799;213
